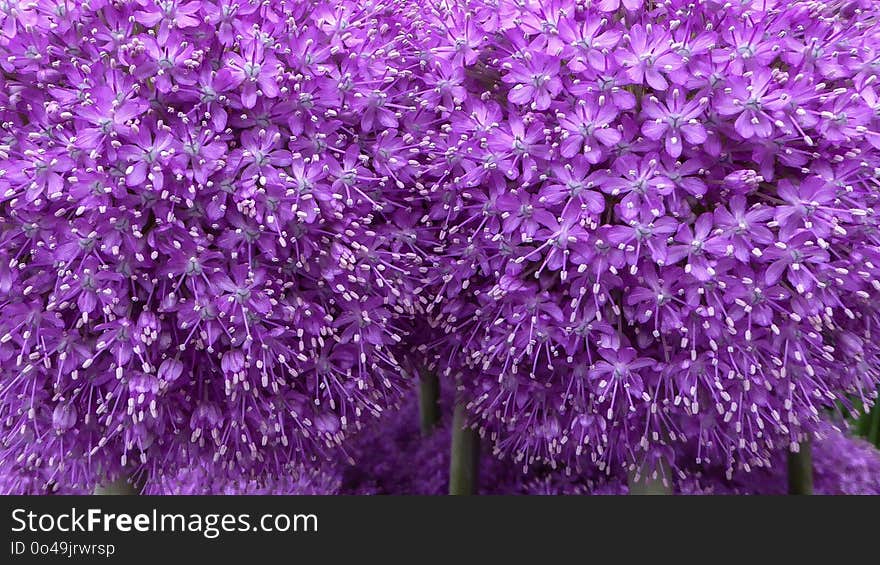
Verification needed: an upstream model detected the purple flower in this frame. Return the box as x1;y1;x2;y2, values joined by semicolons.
761;231;830;294
225;38;280;108
715;69;788;139
117;125;174;190
591;348;654;408
542;156;606;217
143;462;341;495
600;154;673;220
422;60;467;112
615;24;683;91
497;190;555;240
558;15;622;72
704;195;774;263
503;53;562;111
558;97;621;160
641;89;708;158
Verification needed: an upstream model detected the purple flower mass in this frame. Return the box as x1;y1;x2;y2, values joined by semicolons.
418;0;880;479
0;0;431;493
2;0;880;494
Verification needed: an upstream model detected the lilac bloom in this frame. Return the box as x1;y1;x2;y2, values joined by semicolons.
541;156;607;217
226;39;280;109
599;154;673;220
517;1;570;56
703;196;774;262
590;347;654;405
422;61;467;111
486;114;549;182
715;69;788;138
762;231;830;294
558;97;621;160
419;0;880;479
190;67;239;132
431;14;483;66
74;87;146;148
135;1;202;33
520;208;591;278
202;1;253;47
858;85;880;149
641;88;708;158
615;24;683;90
714;21;779;75
170;127;226;186
774;176;842;240
144;34;197;92
3;0;880;495
497;190;557;240
503;53;563;111
656;155;708;204
231;127;292;189
626;264;687;329
568;53;637;111
117;125;174;190
665;213;716;281
4;146;73;203
285;157;327;222
558;15;622;71
816;94;873;143
606;215;678;269
353;90;400;132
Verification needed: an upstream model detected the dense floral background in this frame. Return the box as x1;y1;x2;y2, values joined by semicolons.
1;0;879;494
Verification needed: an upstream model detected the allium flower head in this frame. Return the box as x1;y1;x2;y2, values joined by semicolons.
416;0;880;479
0;0;433;492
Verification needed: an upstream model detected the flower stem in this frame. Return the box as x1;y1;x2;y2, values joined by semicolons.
787;441;813;495
418;369;440;437
449;402;479;495
867;402;880;447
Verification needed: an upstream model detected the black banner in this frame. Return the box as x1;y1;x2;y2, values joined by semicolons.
0;495;873;562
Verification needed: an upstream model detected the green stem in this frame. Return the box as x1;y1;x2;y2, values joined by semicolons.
449;403;479;495
867;402;880;447
787;441;813;495
418;369;440;437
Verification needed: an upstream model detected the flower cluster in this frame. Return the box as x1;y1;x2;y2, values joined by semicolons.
4;0;880;494
416;0;880;476
0;0;433;493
